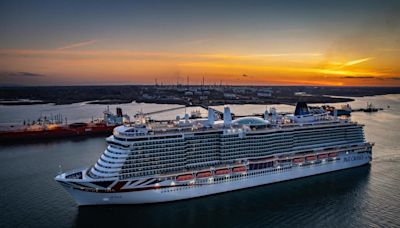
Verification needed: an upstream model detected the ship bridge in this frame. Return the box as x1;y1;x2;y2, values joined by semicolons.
113;125;149;137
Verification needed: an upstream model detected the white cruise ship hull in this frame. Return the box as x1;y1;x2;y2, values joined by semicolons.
59;152;371;205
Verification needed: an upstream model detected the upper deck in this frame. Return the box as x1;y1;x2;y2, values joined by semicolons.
113;105;355;139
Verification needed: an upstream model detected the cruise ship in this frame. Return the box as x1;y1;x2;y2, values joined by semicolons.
55;102;373;205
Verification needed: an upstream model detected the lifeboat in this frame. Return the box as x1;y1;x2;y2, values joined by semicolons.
318;154;328;159
232;166;246;173
292;158;305;164
176;174;194;182
306;156;317;161
329;152;338;158
215;168;230;176
249;156;274;163
197;171;212;179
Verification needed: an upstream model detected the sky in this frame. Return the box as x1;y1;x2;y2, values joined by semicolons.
0;0;399;86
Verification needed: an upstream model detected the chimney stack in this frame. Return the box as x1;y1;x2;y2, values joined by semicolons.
208;108;215;125
264;109;269;120
223;106;232;126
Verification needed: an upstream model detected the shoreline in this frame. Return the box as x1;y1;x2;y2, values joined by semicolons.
0;97;355;106
1;85;399;106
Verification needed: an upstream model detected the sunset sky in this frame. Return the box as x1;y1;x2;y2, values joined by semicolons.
0;0;399;86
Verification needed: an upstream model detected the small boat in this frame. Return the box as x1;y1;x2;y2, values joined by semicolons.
232;166;246;173
306;156;317;161
197;171;212;178
364;103;378;112
318;154;329;159
328;152;338;158
293;158;305;164
176;174;194;182
215;168;230;176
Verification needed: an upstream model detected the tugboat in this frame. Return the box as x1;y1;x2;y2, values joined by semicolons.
364;102;378;112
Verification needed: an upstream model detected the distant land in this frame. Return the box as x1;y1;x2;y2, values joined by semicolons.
0;85;399;106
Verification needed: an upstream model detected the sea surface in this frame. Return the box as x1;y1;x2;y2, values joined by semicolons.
0;94;399;228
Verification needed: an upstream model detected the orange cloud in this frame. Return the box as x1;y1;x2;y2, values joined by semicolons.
0;48;398;86
57;40;99;50
340;57;373;68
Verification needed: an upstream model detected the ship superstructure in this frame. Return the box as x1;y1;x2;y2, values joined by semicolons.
55;102;373;205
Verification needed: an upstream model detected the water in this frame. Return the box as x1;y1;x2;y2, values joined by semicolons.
0;94;399;227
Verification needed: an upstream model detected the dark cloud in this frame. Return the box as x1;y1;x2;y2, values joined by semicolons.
342;76;400;81
341;76;376;79
0;71;45;77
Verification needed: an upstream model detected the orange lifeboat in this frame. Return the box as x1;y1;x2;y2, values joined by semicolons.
197;171;213;179
318;154;328;159
249;156;274;163
293;158;305;164
176;174;194;182
329;152;338;158
215;168;230;176
232;166;246;173
306;156;317;161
